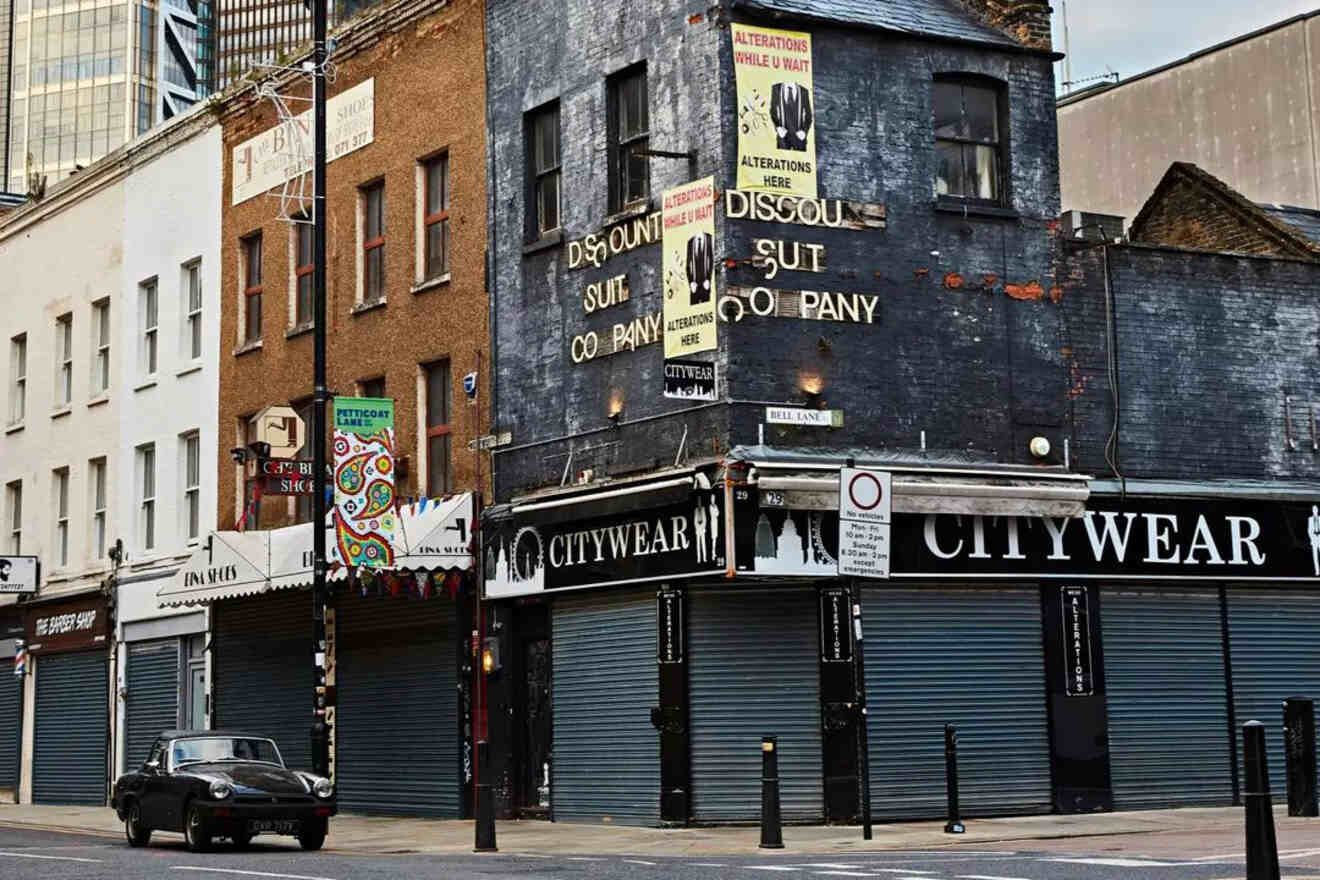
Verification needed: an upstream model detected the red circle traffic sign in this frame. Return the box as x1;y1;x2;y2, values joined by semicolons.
848;471;884;511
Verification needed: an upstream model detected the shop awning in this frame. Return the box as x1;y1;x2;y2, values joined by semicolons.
735;447;1090;518
159;494;477;608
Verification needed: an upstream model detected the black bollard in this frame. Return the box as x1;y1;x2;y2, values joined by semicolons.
1243;720;1280;880
944;724;964;834
760;736;784;849
1284;697;1318;817
474;740;497;852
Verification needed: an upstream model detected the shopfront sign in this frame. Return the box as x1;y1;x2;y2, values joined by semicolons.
25;595;108;655
818;586;852;663
1061;586;1094;696
663;358;717;401
731;23;817;196
0;556;38;594
485;493;726;598
735;496;1320;581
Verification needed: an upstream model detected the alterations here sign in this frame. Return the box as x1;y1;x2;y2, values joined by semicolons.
231;78;375;205
731;24;817;197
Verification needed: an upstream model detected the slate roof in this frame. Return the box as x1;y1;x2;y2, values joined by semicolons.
732;0;1018;49
1262;206;1320;247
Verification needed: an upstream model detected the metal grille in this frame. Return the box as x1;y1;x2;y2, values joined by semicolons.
863;588;1052;819
33;652;107;805
214;591;314;771
690;587;823;823
552;589;659;825
1103;589;1233;808
0;668;18;788
124;639;180;773
1227;590;1320;799
335;595;459;816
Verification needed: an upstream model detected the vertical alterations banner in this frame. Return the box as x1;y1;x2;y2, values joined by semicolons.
731;23;817;197
662;176;718;358
332;397;398;569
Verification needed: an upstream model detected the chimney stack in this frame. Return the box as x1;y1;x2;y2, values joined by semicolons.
954;1;1053;51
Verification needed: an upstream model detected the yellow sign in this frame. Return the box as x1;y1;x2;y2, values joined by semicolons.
662;177;718;358
732;24;817;197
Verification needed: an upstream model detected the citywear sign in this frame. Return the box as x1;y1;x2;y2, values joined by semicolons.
484;494;726;598
25;595;108;655
731;23;817;196
733;496;1320;581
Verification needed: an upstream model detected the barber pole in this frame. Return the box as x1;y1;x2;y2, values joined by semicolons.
13;640;25;677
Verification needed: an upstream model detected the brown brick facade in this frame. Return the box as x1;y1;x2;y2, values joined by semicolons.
217;0;488;530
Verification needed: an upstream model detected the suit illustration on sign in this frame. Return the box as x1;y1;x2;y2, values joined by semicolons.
686;232;714;305
770;82;813;152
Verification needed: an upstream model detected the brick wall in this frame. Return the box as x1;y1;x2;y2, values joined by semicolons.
1059;239;1320;482
955;0;1053;50
217;0;489;529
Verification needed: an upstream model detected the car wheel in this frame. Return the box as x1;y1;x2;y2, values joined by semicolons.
231;831;254;850
184;803;212;853
124;802;151;848
297;819;327;852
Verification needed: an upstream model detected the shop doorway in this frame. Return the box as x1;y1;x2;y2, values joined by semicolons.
514;603;552;817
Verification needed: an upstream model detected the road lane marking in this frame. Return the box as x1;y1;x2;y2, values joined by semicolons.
171;868;336;880
567;856;605;861
791;865;869;870
688;864;727;868
745;868;802;872
1043;857;1181;867
810;872;880;877
622;859;658;866
0;851;103;863
957;875;1033;880
1281;849;1320;860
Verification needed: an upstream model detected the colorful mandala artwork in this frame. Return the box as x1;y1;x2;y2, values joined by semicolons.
331;418;398;569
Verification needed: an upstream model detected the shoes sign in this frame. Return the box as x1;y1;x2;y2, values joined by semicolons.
837;467;891;579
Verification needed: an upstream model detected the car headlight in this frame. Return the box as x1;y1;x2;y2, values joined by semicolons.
312;778;334;799
209;780;233;800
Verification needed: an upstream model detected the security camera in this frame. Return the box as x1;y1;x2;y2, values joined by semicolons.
462;371;479;401
230;446;248;464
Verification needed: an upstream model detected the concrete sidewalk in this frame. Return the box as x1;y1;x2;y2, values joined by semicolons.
0;801;1305;856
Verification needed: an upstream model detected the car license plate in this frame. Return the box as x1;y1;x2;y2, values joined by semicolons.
248;819;299;834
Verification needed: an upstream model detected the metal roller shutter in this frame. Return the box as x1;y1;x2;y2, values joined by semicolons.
124;640;179;773
33;652;107;805
690;588;823;823
0;670;18;788
1227;590;1320;799
214;591;314;771
863;588;1052;819
336;596;458;816
1103;589;1233;808
553;589;659;825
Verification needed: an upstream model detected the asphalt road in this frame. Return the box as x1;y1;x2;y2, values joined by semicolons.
3;824;1320;880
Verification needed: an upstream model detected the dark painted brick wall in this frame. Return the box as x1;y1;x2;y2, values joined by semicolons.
1060;239;1320;482
487;0;1071;499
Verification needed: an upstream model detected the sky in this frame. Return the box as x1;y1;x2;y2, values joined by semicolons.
1051;1;1318;94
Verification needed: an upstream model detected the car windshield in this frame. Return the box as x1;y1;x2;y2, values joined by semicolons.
170;737;283;769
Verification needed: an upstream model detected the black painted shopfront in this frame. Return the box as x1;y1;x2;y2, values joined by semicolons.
483;471;1320;825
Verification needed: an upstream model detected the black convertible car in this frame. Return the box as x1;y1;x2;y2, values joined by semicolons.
111;730;336;852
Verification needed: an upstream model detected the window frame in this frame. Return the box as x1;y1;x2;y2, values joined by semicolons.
90;457;106;560
933;75;1009;208
92;299;111;395
241;232;264;344
527;102;562;240
53;467;69;567
184;260;202;361
6;480;21;555
10;334;27;425
607;64;650;214
182;431;200;542
422;360;451;497
140;278;159;376
294;219;313;327
422;153;450;282
138;442;156;551
55;313;73;407
360;180;386;304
